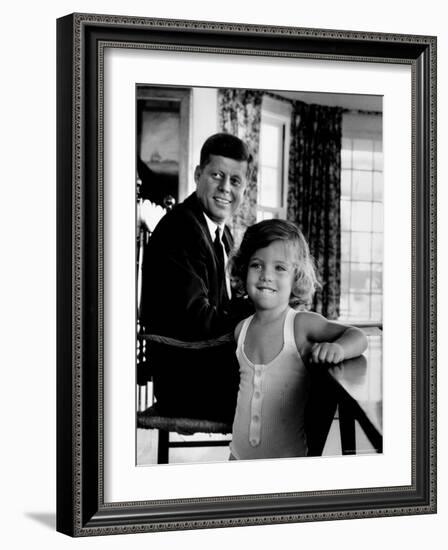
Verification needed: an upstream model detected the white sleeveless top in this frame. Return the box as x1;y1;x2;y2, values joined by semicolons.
230;308;309;460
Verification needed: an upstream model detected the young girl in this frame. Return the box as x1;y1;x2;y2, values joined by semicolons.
228;219;368;460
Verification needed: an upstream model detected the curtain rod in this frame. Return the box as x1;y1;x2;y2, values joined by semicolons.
263;90;382;115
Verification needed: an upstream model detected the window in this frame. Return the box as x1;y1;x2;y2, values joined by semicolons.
257;97;291;221
339;113;383;325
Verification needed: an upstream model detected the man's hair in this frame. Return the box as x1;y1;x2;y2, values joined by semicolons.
229;219;320;308
199;133;252;168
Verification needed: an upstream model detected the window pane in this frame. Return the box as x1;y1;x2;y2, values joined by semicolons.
373;139;383;171
257;210;274;221
339;293;349;318
373;171;383;201
260;123;282;167
259;166;281;207
339;121;383;324
371;294;382;321
341;200;351;231
352;170;372;200
341;231;351;258
372;203;383;232
341;169;351;198
349;293;370;321
352;139;373;170
372;233;383;262
341;262;350;293
351;232;372;262
372;263;382;291
351;201;372;232
341;138;352;169
350;263;371;292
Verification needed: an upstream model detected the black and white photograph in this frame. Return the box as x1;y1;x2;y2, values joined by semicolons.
135;85;383;466
51;8;437;539
3;0;447;545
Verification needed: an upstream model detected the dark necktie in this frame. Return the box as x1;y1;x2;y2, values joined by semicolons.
214;227;227;301
214;227;225;274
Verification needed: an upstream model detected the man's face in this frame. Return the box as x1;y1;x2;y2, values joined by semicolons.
194;155;248;224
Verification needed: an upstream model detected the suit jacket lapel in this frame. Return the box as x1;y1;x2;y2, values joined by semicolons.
185;192;234;254
183;193;215;249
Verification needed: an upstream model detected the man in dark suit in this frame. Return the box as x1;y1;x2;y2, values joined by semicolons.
140;133;253;422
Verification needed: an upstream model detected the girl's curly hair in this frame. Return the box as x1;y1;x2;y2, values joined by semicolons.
228;219;320;308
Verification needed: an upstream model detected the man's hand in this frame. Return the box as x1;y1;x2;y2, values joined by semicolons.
310;342;345;364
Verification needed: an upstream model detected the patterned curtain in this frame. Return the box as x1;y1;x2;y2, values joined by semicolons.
287;101;343;319
218;89;262;246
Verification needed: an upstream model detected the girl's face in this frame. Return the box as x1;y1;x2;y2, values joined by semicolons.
246;240;296;313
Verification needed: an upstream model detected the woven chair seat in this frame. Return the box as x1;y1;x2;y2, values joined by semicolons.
137;405;232;435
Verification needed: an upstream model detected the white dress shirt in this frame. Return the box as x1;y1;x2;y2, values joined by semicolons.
203;212;231;298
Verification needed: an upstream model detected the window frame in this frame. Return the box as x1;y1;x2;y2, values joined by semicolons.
339;111;383;326
257;97;292;221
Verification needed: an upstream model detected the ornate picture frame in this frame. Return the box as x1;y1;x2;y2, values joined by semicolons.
56;13;436;536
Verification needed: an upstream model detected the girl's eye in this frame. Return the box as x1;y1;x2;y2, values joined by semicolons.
249;262;261;269
276;265;287;272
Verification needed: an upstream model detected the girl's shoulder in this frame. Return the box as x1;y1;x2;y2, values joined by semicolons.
293;310;327;357
234;317;249;342
293;310;325;332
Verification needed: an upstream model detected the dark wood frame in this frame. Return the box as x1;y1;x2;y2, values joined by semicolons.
56;13;437;536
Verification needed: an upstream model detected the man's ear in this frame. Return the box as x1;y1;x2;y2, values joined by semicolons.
193;165;201;185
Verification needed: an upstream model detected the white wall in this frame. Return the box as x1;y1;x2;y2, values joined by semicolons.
189;87;219;194
1;1;445;549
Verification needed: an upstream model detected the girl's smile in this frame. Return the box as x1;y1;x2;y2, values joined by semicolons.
246;240;296;312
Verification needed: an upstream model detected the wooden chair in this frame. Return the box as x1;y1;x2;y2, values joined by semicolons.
136;333;234;464
137;404;232;464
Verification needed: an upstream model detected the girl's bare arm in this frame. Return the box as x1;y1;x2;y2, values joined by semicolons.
295;311;368;363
